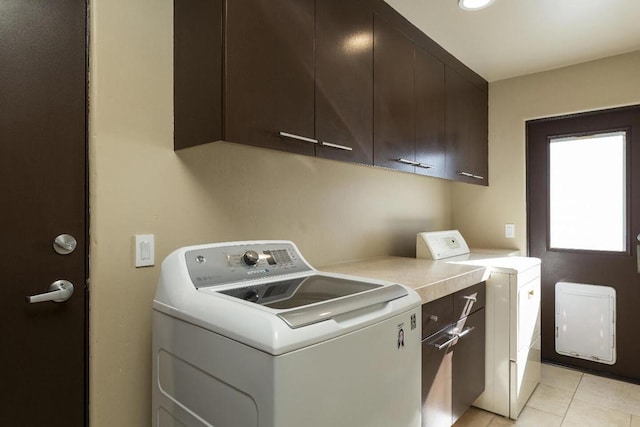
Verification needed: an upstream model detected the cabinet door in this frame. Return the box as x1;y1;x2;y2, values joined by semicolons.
422;330;454;427
469;84;489;184
373;15;415;173
445;66;488;184
315;0;373;164
444;66;470;181
415;47;445;178
225;0;315;155
174;0;223;149
451;308;486;423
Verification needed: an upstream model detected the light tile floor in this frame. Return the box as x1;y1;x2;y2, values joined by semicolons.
453;364;640;427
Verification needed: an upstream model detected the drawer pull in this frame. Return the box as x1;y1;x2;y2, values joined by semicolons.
429;315;439;322
321;141;353;151
463;295;477;302
278;131;318;144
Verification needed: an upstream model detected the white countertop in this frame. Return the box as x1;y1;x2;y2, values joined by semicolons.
320;256;488;304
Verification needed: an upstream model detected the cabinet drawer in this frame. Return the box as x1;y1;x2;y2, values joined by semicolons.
454;282;485;319
422;294;453;339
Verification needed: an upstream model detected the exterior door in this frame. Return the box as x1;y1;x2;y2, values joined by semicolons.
0;0;88;425
527;106;640;381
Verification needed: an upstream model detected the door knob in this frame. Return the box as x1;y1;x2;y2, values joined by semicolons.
26;280;74;303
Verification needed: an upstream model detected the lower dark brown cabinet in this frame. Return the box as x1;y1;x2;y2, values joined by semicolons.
422;283;486;427
451;308;486;423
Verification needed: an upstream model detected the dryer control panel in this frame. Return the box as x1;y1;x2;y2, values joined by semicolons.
417;230;471;260
184;241;312;288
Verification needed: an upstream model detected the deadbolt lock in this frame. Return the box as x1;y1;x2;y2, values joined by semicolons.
53;234;77;255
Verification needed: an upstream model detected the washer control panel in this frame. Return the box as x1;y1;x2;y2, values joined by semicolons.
185;242;311;288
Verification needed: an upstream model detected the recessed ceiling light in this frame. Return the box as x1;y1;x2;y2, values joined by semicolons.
459;0;495;11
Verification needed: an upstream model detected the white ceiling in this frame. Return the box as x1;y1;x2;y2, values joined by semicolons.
384;0;640;82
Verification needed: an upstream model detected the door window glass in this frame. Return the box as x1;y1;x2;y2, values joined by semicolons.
549;131;626;251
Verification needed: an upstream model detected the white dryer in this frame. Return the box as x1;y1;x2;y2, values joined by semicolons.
417;231;541;419
153;240;422;427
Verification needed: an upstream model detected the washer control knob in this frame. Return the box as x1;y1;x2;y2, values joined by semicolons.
242;250;260;266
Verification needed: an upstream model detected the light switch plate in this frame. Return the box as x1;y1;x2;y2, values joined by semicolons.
505;224;515;239
135;234;155;267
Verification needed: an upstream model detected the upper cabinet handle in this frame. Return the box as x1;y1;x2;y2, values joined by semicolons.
278;131;318;144
397;158;420;166
417;163;433;169
458;171;484;180
321;141;353;151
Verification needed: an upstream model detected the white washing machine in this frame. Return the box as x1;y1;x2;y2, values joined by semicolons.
153;240;422;427
417;231;541;420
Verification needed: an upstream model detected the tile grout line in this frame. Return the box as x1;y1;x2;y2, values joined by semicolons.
559;372;584;426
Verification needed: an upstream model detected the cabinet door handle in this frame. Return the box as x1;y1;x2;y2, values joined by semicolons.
321;141;353;151
472;174;484;180
278;131;318;144
433;326;476;350
397;158;419;166
457;171;473;177
417;163;433;169
463;295;477;302
434;334;458;350
456;326;475;339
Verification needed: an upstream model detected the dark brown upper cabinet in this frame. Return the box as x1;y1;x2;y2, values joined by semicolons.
415;47;446;178
174;0;223;150
315;0;374;165
373;17;447;178
225;0;316;156
173;0;488;185
373;15;416;173
445;66;489;185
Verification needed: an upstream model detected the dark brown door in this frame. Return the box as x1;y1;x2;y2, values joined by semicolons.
373;14;415;173
0;0;87;425
315;0;373;165
225;0;315;155
527;106;640;381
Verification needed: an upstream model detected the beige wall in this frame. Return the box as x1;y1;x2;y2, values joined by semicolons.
89;0;451;425
451;51;640;253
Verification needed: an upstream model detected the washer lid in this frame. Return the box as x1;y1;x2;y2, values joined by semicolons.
218;274;408;328
218;274;380;309
448;254;540;274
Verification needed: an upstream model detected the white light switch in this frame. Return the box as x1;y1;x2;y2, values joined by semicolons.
135;234;155;267
505;224;515;239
